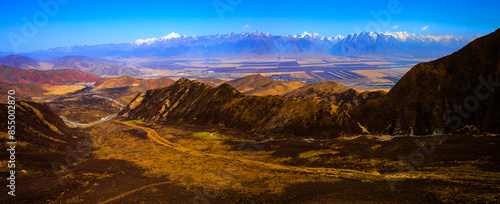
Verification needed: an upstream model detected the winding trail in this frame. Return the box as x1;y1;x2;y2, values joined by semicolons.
92;95;125;106
98;181;172;204
100;121;383;203
61;95;125;127
121;121;385;181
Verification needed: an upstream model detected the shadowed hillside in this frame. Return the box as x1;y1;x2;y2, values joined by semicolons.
0;100;88;177
121;78;362;138
354;28;500;135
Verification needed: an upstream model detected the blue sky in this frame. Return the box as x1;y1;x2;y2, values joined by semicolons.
0;0;499;52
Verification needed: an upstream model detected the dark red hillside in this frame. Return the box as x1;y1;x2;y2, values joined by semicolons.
0;65;100;85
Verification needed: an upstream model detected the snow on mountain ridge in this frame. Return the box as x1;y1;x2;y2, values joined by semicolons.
161;32;181;40
135;32;181;45
133;30;468;46
31;30;471;59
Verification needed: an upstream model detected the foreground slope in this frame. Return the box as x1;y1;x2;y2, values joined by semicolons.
354;28;500;135
0;100;87;176
0;100;73;150
121;78;361;137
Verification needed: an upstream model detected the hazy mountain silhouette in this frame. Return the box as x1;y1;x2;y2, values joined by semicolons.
0;55;41;69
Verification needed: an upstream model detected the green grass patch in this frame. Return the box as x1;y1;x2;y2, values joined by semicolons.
123;120;144;125
298;149;339;158
192;132;223;140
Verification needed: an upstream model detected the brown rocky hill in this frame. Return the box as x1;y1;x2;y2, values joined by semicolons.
138;77;176;90
121;78;361;138
282;81;386;110
195;78;228;87
354;28;500;135
94;75;143;89
226;74;306;96
94;76;175;90
94;76;176;103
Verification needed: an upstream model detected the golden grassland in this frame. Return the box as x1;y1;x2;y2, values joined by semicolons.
41;85;86;95
86;121;374;198
77;119;500;202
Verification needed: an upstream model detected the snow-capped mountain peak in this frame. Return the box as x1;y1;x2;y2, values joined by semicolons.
299;31;321;39
98;30;472;58
134;37;158;45
134;32;181;45
250;30;271;37
160;32;181;40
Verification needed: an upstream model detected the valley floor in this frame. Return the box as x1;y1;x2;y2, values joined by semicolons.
3;118;499;203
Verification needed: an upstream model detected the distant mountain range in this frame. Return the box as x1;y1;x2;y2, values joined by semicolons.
24;31;471;59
